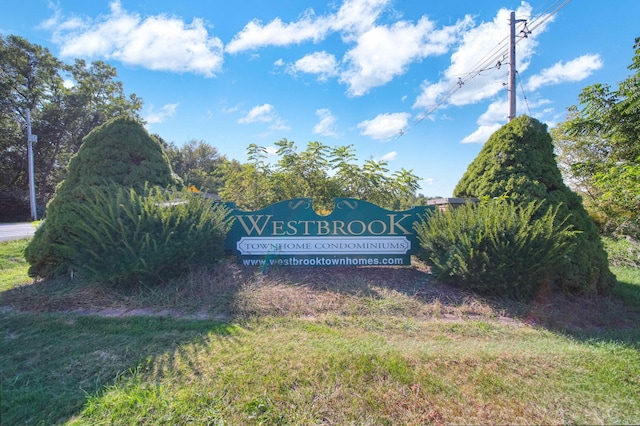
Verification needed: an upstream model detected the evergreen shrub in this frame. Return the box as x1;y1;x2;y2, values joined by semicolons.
454;116;616;295
25;116;179;278
415;200;578;300
67;186;233;286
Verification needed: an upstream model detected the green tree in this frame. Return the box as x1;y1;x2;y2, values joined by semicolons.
164;139;226;194
552;37;640;237
415;200;578;300
0;34;64;220
25;116;178;278
455;115;615;295
218;144;277;211
219;140;420;211
0;35;143;219
270;139;341;211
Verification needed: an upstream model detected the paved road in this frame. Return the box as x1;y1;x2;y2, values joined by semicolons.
0;222;37;242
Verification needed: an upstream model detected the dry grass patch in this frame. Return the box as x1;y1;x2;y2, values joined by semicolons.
3;258;640;331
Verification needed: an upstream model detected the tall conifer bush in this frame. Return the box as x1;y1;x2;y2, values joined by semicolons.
454;115;615;295
25;116;178;278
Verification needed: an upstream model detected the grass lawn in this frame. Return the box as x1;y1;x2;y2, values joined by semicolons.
0;239;30;291
1;239;639;425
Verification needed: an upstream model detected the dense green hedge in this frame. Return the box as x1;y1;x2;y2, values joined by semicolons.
415;200;577;300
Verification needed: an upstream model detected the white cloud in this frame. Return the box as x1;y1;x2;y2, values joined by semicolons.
144;103;179;124
379;151;398;161
312;108;339;137
225;13;329;54
290;51;339;81
414;3;552;112
265;146;279;155
461;99;506;144
43;0;223;77
341;16;473;96
357;112;410;140
226;0;389;53
228;0;471;96
238;104;278;124
330;0;390;41
527;54;603;90
225;0;473;96
461;123;502;144
238;103;289;131
422;177;435;186
221;104;240;114
268;121;291;131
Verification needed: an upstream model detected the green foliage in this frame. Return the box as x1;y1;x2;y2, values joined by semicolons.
67;186;232;286
415;200;577;300
163;139;227;194
552;37;640;238
455;115;616;295
602;236;640;269
220;139;420;211
25;116;178;278
0;35;143;218
593;162;640;237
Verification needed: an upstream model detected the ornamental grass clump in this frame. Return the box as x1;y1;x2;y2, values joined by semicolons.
415;200;578;300
67;185;233;286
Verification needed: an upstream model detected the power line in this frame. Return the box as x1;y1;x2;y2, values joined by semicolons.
398;0;570;137
516;71;532;116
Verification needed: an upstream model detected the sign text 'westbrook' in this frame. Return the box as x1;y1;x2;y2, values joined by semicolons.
223;198;433;266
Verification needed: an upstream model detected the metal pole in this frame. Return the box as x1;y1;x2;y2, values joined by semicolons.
508;11;517;121
26;108;37;220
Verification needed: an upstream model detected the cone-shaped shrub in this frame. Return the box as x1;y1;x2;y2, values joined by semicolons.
25;116;178;278
454;115;615;295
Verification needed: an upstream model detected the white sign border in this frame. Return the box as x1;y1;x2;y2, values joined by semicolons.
237;236;411;256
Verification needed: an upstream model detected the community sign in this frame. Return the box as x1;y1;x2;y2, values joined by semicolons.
223;198;434;267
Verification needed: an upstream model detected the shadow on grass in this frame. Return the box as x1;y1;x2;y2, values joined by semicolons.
228;262;640;348
0;312;239;425
1;261;639;423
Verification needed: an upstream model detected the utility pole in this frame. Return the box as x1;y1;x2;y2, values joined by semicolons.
26;108;38;220
508;11;529;121
508;11;517;121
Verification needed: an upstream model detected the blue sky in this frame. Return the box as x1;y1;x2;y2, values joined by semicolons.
2;0;639;197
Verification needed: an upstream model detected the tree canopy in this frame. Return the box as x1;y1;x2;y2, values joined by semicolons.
219;139;421;212
163;139;227;195
0;35;142;220
552;37;640;237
